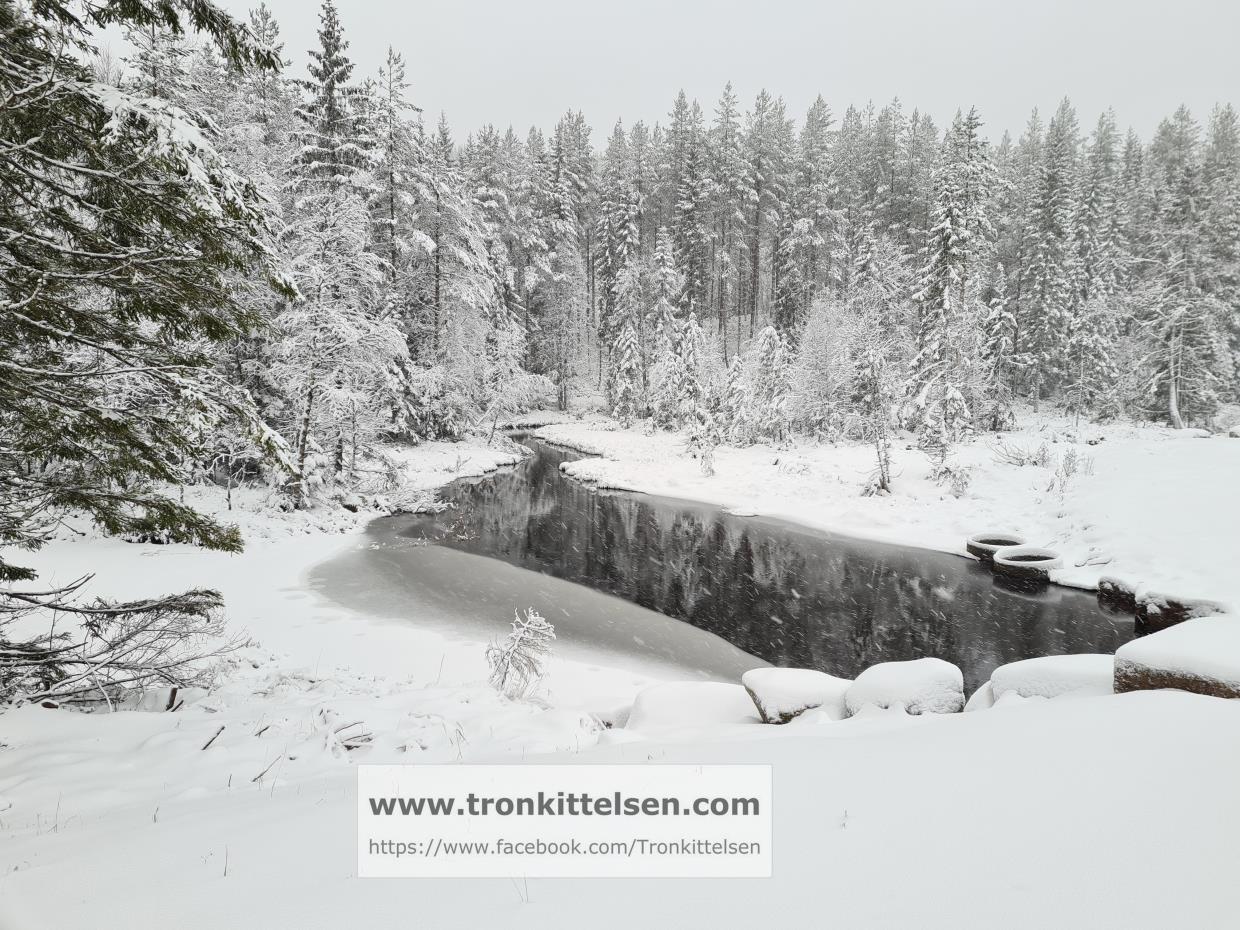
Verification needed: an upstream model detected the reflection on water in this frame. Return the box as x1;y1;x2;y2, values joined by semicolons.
400;437;1133;691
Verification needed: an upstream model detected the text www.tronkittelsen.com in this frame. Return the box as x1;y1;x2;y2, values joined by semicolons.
357;764;773;877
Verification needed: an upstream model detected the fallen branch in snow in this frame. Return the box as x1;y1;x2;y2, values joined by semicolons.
201;725;226;751
0;574;241;708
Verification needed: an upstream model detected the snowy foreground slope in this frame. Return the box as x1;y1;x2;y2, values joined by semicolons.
536;413;1240;611
2;431;1240;929
2;694;1238;929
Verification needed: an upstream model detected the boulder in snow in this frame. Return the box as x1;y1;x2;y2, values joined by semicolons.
626;682;761;731
741;667;851;723
844;657;964;717
1115;616;1240;700
1135;590;1228;633
963;681;995;712
990;654;1114;701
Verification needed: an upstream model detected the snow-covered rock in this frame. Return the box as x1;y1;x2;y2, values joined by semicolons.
626;682;761;731
741;667;851;723
964;681;995;712
844;658;965;716
990;655;1114;701
1135;590;1228;632
1097;576;1138;613
1115;616;1240;699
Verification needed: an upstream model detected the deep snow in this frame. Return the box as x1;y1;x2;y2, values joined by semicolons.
2;424;1239;929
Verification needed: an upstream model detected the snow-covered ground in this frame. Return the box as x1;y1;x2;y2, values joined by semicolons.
535;412;1240;611
3;426;1240;929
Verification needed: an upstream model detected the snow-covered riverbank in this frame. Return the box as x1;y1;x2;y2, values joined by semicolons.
535;412;1240;611
3;429;1240;929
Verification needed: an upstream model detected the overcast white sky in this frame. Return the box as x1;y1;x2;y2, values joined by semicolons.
212;0;1239;141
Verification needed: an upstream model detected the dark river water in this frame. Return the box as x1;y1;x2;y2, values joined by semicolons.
313;437;1136;690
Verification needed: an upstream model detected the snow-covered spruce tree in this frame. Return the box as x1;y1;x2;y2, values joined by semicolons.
673;120;713;317
978;267;1018;430
0;0;289;583
1134;106;1236;427
596;121;641;400
748;325;793;442
368;48;429;299
486;608;556;699
1021;99;1080;400
607;258;645;424
276;0;410;500
0;0;290;699
611;321;643;426
405;117;520;437
709;83;750;357
720;352;754;444
648;229;686;428
1202;105;1240;390
294;0;368;188
1061;110;1125;419
675;312;710;433
773;95;834;335
906;109;994;455
273;192;402;497
123;20;195;102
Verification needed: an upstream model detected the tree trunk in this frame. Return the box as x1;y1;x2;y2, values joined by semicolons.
1168;324;1185;429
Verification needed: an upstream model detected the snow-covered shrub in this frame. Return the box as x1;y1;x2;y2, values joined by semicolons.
486;608;556;699
1046;447;1094;498
933;457;972;497
990;438;1040;467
